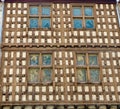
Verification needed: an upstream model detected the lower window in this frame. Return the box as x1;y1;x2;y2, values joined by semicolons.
28;53;52;84
76;53;100;83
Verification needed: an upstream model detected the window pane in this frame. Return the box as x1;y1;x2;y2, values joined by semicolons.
74;19;82;29
30;6;39;15
90;69;99;82
42;18;50;28
42;69;52;83
42;54;52;65
77;54;85;65
30;54;39;65
29;68;39;83
42;7;50;16
85;19;94;29
73;7;81;16
84;7;93;16
30;18;38;28
89;54;98;65
77;69;86;82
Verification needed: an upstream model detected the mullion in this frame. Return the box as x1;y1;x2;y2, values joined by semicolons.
39;5;41;28
82;6;85;28
39;53;42;82
86;53;90;82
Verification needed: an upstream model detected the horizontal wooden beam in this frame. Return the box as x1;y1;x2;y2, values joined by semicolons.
5;0;116;3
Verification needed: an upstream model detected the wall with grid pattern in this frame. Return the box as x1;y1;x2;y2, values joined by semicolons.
2;3;120;47
0;49;120;104
0;2;120;106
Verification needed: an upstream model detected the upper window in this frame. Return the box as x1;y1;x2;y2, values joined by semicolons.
29;5;51;29
76;53;100;83
72;6;94;29
28;53;52;84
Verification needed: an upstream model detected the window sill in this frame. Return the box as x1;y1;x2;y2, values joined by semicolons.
77;81;101;84
28;82;53;85
28;27;52;31
73;28;96;31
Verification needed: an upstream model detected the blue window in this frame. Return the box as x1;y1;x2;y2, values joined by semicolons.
42;54;52;65
42;68;52;83
73;6;94;29
30;18;39;28
89;55;98;65
84;7;93;16
90;69;99;82
29;5;51;29
42;7;50;16
85;19;94;29
30;6;39;15
42;18;50;28
30;54;39;65
73;7;81;16
74;19;82;29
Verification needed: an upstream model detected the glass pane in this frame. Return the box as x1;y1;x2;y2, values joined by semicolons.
42;54;52;65
30;54;39;65
30;18;38;28
30;6;39;15
74;19;82;29
29;68;39;83
73;7;81;16
42;18;50;28
77;54;85;65
42;7;50;16
84;7;93;16
42;69;52;83
85;19;94;29
89;54;98;65
77;69;86;82
90;69;99;82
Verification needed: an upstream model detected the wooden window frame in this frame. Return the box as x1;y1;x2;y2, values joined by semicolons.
76;52;101;83
28;3;52;29
72;4;95;30
27;52;53;85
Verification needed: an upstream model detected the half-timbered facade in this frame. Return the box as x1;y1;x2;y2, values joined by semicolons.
0;0;120;109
